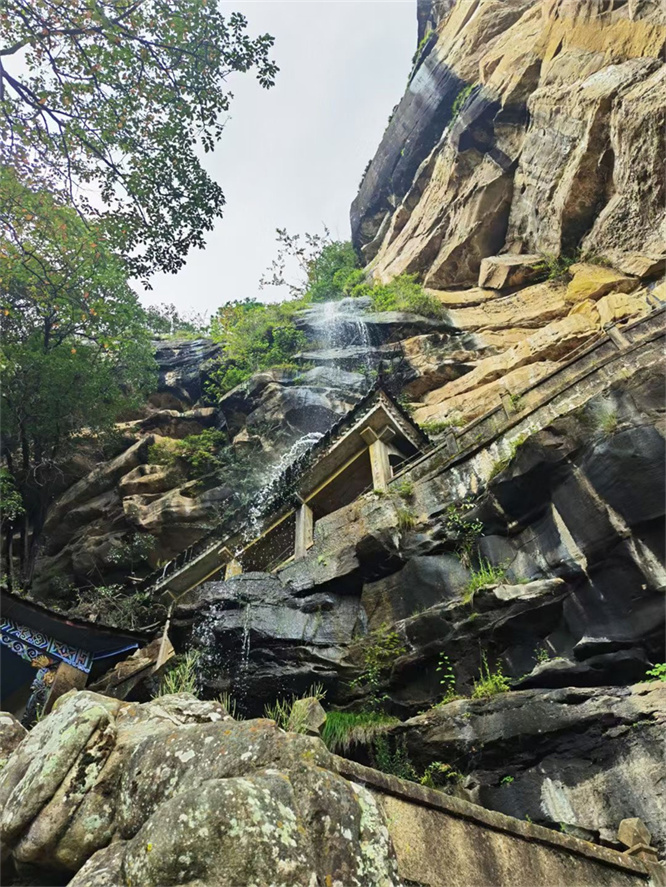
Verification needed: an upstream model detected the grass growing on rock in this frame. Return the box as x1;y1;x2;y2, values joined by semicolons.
321;711;399;754
264;683;326;732
471;653;510;699
463;558;508;603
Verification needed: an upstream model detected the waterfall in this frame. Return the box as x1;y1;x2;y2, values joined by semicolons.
320;298;374;371
241;430;324;545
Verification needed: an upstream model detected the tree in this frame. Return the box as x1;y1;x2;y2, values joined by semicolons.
0;0;278;279
0;169;155;581
259;228;361;301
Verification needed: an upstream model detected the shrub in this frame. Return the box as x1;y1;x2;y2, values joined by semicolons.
372;734;418;781
444;500;483;565
533;253;576;281
351;624;407;708
368;274;443;319
72;584;163;631
420;761;463;788
158;650;200;697
645;663;666;682
321;710;399;754
471;652;510;699
394;479;414;500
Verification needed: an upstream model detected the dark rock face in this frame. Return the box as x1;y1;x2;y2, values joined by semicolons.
152;338;221;407
393;682;666;854
179;573;365;715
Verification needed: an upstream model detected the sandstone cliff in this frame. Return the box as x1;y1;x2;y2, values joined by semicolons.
4;4;665;884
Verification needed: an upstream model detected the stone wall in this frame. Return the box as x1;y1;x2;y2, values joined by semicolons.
334;757;664;887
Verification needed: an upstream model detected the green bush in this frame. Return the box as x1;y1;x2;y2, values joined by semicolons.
368;274;443;319
372;734;418;781
351;624;407;708
321;710;399;754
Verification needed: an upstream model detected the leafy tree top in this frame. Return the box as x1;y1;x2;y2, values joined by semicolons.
0;0;278;279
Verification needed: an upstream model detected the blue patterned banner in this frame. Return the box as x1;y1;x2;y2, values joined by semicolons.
0;617;93;673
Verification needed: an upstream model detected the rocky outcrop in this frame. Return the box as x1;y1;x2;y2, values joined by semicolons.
393;681;666;853
354;1;666;280
0;691;400;887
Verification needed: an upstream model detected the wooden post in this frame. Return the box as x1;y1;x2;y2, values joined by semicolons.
361;426;394;492
500;390;516;418
368;438;392;491
295;503;314;559
605;323;629;350
225;559;243;580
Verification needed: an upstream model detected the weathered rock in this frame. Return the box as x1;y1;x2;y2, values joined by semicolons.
565;264;639;305
153;338;221;406
0;692;400;887
287;696;327;736
478;254;544;290
0;713;27;768
393;682;666;853
359;1;666;286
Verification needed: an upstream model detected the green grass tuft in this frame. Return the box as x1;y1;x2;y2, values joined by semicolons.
321;710;399;754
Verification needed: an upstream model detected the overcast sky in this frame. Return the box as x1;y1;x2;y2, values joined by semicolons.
140;1;415;317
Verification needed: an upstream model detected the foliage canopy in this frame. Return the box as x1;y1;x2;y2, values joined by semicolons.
0;0;278;279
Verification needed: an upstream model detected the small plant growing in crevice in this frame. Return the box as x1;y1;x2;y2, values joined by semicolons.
593;405;619;435
420;416;464;436
645;663;666;682
444;500;483;565
158;650;200;697
372;734;418;781
451;82;476;119
264;683;326;732
533;253;576;281
396;505;417;532
500;775;515;785
217;690;242;719
471;652;510;699
420;761;463;788
487;433;529;481
436;653;461;704
535;644;551;664
395;479;414;500
351;624;407;710
463;558;508;604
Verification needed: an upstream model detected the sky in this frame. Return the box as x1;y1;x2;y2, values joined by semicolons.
139;1;416;318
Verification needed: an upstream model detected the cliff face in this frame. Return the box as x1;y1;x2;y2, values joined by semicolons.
3;5;665;885
353;0;665;279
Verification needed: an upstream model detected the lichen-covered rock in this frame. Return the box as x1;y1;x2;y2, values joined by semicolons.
0;713;27;770
0;692;401;887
